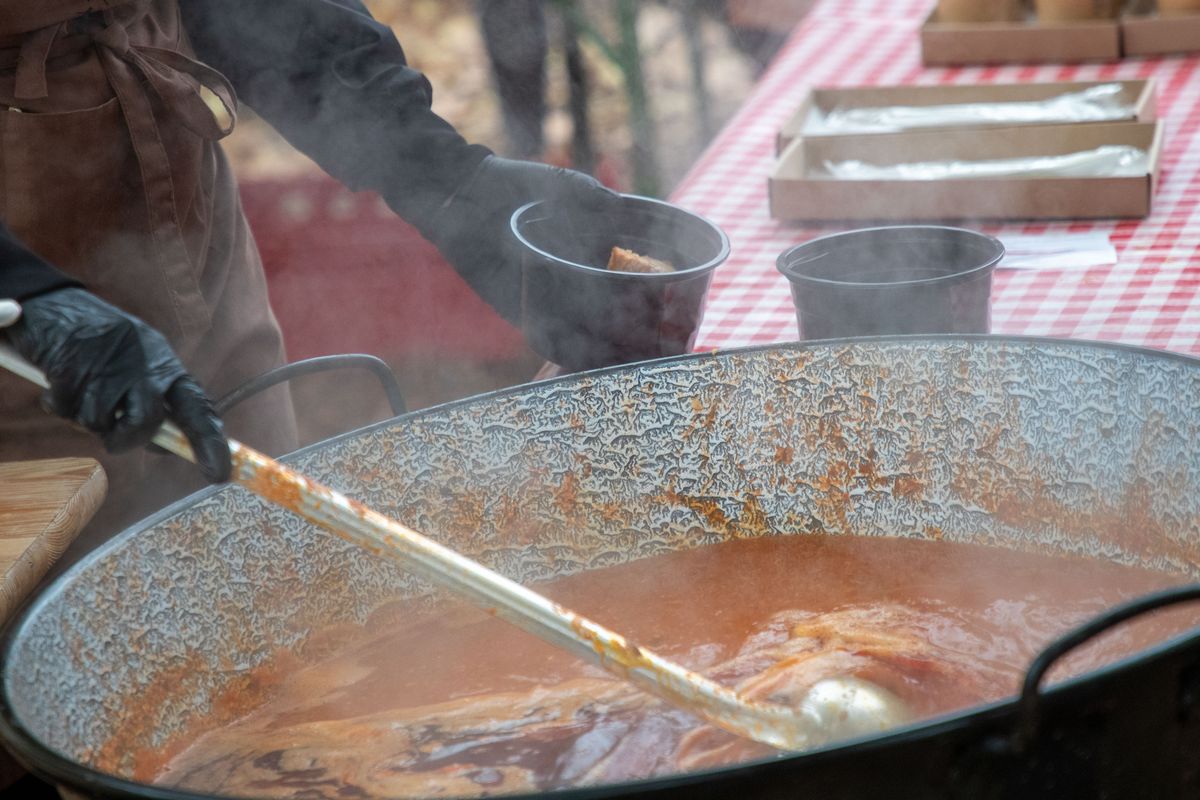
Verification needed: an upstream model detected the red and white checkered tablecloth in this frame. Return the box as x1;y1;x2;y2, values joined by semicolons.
673;0;1200;355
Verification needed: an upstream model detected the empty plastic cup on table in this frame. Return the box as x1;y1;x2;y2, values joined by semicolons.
776;226;1004;340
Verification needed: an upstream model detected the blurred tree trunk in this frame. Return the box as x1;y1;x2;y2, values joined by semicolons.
614;0;659;196
679;0;714;142
563;10;596;174
476;0;548;158
557;0;661;196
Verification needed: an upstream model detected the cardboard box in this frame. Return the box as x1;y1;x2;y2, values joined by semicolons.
777;80;1156;153
769;121;1162;222
726;0;814;33
1122;0;1200;56
921;8;1121;65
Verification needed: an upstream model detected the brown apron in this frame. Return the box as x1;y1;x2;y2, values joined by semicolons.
0;0;298;560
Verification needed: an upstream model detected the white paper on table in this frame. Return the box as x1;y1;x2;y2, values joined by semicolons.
822;146;1148;181
997;232;1117;272
807;84;1135;135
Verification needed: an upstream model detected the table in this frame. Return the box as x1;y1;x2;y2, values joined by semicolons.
675;0;1200;355
0;458;106;624
0;458;105;791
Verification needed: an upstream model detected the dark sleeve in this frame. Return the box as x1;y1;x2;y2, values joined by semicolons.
180;0;492;232
0;222;82;300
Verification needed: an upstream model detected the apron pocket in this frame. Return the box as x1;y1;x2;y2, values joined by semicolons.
0;96;213;344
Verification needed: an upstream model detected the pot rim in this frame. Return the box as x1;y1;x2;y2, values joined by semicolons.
4;333;1200;800
510;194;731;280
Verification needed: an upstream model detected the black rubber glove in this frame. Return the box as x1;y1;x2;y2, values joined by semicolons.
423;155;620;322
5;288;232;483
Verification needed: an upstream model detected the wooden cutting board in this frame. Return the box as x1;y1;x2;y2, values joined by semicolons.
0;458;107;624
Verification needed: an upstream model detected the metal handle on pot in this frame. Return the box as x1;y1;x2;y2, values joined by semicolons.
215;354;406;417
1014;583;1200;749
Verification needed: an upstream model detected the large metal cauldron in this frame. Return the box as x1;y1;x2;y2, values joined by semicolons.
3;337;1200;799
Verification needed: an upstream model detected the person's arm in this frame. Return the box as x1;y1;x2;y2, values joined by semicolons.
0;223;82;300
180;0;489;231
181;1;619;323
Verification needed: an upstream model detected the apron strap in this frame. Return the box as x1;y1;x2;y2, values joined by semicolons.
89;17;237;138
6;5;238;339
0;1;129;37
12;23;63;100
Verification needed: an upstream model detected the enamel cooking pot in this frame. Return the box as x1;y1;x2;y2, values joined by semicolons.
2;337;1200;799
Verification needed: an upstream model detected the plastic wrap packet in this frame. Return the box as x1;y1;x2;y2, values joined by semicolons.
822;145;1148;181
805;84;1134;135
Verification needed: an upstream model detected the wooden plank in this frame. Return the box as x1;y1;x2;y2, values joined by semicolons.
0;458;107;624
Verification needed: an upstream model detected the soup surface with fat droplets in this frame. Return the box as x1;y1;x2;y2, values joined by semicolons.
139;535;1196;798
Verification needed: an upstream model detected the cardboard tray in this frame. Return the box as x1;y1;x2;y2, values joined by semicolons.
776;80;1157;153
769;121;1163;222
921;8;1121;65
1122;0;1200;56
726;0;813;33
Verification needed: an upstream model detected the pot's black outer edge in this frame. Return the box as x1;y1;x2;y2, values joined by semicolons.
4;334;1200;800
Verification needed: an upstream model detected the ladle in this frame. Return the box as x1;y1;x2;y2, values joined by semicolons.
0;344;911;752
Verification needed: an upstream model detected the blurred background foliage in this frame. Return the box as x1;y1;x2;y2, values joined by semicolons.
224;0;813;196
